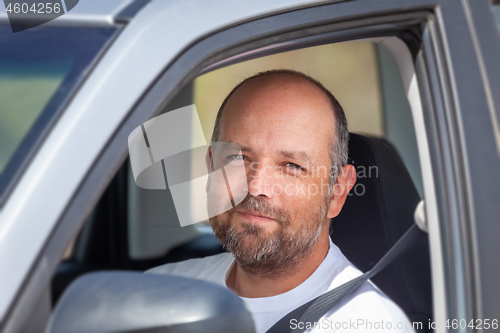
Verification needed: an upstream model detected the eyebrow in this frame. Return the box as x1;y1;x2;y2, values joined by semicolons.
278;150;310;160
236;145;316;164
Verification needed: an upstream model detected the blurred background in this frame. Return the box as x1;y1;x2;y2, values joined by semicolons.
194;41;383;142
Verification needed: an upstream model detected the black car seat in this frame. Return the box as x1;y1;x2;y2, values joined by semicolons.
331;133;432;332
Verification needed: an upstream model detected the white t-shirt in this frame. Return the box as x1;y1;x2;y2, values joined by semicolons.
146;239;415;333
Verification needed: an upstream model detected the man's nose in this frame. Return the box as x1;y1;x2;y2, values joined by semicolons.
247;162;275;198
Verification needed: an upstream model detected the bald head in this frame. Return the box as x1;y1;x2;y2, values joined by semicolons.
211;70;349;184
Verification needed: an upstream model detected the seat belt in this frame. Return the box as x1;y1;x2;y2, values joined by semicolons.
266;201;428;333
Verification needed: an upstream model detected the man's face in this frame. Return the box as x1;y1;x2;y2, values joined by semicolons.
208;76;337;276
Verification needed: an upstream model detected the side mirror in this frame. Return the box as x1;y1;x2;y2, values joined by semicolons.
47;271;255;333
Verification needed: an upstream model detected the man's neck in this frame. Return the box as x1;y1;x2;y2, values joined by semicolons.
226;235;330;298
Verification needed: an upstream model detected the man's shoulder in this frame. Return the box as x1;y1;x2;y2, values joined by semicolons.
318;256;414;332
323;281;414;332
351;281;409;318
145;252;234;285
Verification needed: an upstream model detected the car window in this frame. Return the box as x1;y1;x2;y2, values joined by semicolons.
128;41;385;260
125;40;423;259
0;24;117;204
57;39;422;263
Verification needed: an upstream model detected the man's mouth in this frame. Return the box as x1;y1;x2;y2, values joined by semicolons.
236;209;276;223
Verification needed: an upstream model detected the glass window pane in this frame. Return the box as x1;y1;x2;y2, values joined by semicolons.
0;25;117;201
0;59;72;172
493;3;500;32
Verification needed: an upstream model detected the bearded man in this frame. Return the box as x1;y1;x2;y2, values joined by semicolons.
147;70;413;333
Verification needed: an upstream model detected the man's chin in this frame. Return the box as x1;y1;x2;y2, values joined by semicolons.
210;215;283;254
237;231;270;245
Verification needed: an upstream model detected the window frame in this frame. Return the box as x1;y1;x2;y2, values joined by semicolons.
416;0;500;328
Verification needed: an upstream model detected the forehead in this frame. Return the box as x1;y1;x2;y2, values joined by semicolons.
218;76;336;161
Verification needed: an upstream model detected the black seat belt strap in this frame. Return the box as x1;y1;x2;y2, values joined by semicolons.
266;223;426;333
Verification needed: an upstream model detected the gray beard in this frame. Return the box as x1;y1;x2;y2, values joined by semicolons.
209;195;326;277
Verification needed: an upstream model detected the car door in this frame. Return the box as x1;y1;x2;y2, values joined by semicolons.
1;0;499;332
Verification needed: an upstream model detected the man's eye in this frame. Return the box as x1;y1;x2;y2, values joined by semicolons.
286;162;305;171
229;154;245;160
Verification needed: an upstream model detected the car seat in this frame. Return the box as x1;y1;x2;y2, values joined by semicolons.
331;133;433;332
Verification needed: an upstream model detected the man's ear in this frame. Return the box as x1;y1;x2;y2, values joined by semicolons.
205;146;213;192
326;164;356;219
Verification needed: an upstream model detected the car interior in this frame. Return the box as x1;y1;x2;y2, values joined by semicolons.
50;39;433;332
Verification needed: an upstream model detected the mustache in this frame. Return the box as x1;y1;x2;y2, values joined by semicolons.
234;194;288;225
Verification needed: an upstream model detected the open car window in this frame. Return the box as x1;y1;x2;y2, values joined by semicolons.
493;2;500;32
125;40;424;261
